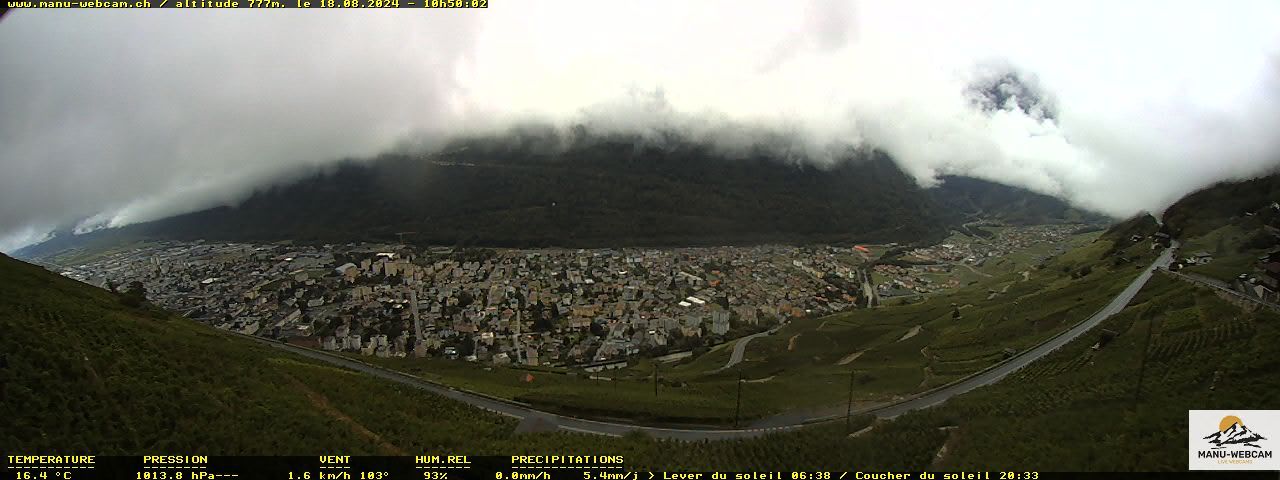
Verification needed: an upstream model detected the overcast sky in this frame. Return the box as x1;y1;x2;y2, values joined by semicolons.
2;1;1279;252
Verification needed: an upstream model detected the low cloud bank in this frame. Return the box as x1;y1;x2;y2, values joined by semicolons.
2;2;1279;251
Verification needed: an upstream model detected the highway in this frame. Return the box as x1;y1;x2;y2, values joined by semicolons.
251;246;1175;440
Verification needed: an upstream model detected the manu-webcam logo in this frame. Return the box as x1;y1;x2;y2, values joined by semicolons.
1189;410;1279;470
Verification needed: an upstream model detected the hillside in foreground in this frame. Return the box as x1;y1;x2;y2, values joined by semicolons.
932;273;1279;469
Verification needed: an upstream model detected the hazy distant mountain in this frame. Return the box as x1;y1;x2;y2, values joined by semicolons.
15;135;1106;258
927;175;1098;225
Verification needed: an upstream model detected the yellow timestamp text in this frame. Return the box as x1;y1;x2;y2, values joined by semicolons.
421;0;485;7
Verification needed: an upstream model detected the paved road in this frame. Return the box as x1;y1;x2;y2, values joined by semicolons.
715;326;780;372
248;246;1175;440
957;263;993;278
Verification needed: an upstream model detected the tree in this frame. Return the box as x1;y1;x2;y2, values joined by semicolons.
532;314;555;333
457;335;476;357
1244;231;1276;250
119;281;147;308
668;328;684;341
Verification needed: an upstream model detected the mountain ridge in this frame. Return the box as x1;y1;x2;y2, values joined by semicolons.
14;137;1107;259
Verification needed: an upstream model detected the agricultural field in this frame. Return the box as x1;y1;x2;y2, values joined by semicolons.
931;274;1279;470
43;239;158;269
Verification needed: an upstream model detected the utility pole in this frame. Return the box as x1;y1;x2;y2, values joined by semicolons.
1134;309;1156;405
653;363;659;397
411;289;424;358
514;308;522;366
734;373;744;429
845;369;856;435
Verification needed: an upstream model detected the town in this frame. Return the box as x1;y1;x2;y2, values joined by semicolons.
54;225;1083;368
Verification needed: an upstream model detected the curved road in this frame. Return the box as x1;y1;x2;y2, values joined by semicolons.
250;246;1175;440
715;325;781;372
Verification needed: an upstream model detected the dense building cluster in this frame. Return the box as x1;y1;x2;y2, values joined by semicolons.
59;243;871;366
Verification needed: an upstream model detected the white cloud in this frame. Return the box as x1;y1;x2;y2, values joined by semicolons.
2;1;1279;251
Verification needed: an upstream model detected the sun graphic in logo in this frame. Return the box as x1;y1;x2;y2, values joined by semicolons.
1221;415;1245;432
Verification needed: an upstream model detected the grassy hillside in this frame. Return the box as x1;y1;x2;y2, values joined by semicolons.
1100;213;1160;243
1163;172;1280;238
936;274;1280;469
1158;172;1280;283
